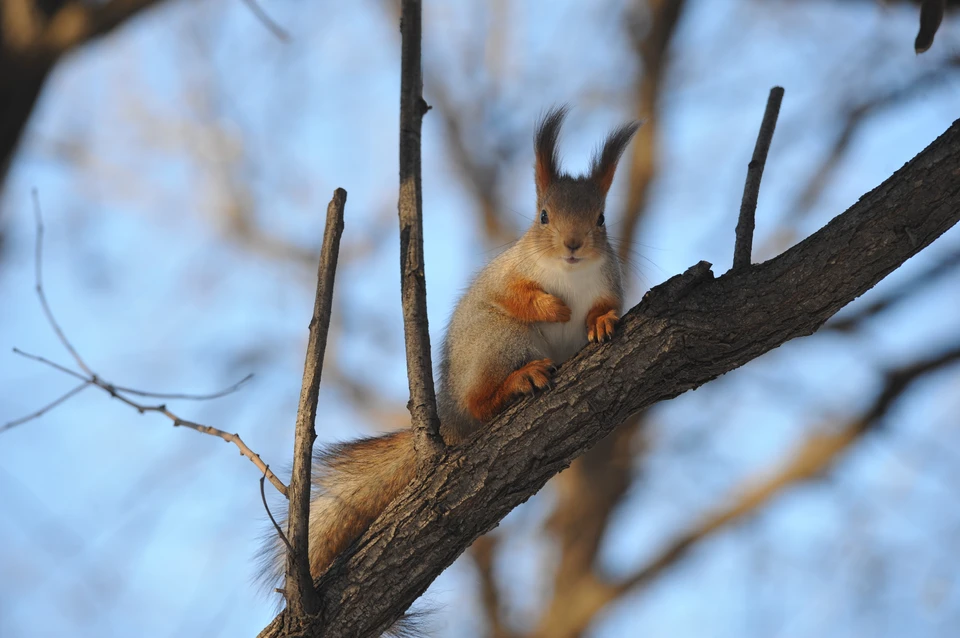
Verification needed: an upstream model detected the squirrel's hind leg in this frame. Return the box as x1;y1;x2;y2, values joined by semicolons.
466;358;556;423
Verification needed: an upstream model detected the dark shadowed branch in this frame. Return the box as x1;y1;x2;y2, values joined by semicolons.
916;0;946;52
285;188;347;615
733;86;783;272
257;116;960;638
1;0;167;185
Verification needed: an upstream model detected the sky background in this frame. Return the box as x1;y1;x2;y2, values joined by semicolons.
1;0;960;636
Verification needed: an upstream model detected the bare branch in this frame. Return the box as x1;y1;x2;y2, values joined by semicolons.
916;0;946;53
398;0;442;456
262;469;295;557
31;190;93;376
1;381;91;433
257;117;960;637
12;347;89;382
285;188;347;615
733;87;784;272
8;201;287;495
108;373;255;401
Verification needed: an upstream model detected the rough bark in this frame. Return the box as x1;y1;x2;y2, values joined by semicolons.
397;0;442;456
259;118;960;637
285;189;347;616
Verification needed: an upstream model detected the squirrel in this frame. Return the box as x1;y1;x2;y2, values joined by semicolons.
259;106;640;611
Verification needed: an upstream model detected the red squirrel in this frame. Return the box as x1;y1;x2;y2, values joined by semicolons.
260;106;640;600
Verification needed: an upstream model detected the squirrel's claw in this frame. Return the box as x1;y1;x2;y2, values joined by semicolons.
588;311;618;343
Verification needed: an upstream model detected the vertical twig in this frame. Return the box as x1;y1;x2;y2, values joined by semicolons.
915;0;945;54
733;86;784;272
398;0;443;456
285;188;347;616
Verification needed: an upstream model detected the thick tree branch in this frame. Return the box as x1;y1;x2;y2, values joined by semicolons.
285;188;346;616
398;0;442;456
733;86;783;272
257;118;960;637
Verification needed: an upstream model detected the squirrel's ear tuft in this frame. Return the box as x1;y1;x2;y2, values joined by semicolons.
534;105;569;196
590;121;642;196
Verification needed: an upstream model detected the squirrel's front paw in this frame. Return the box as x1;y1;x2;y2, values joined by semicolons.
537;294;571;323
505;359;556;395
588;309;618;343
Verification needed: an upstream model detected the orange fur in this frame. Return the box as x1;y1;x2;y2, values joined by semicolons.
495;277;571;324
307;431;416;578
586;297;619;343
467;359;555;422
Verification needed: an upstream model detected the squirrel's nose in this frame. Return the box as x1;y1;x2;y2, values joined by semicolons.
564;239;583;252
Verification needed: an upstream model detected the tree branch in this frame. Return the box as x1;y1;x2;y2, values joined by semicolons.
6;198;284;494
733;86;783;272
916;0;946;53
258;118;960;637
284;188;347;615
398;0;442;456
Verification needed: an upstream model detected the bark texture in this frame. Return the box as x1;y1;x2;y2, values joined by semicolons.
259;117;960;637
285;188;347;616
397;0;442;456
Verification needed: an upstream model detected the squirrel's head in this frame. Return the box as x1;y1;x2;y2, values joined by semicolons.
530;106;640;268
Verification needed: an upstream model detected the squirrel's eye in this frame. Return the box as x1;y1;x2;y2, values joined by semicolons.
540;210;549;224
597;214;605;227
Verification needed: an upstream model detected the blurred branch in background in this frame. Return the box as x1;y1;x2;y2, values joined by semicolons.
785;54;960;228
0;0;166;185
535;342;960;637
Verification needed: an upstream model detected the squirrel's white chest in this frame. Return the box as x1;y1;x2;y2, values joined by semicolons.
534;260;606;363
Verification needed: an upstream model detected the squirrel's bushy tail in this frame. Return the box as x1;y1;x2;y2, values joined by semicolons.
258;429;417;596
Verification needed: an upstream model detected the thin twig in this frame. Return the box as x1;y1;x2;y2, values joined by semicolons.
261;469;294;555
1;381;91;433
398;0;443;456
239;0;290;42
285;188;347;615
9;198;287;495
732;87;783;272
12;347;89;382
32;190;93;376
